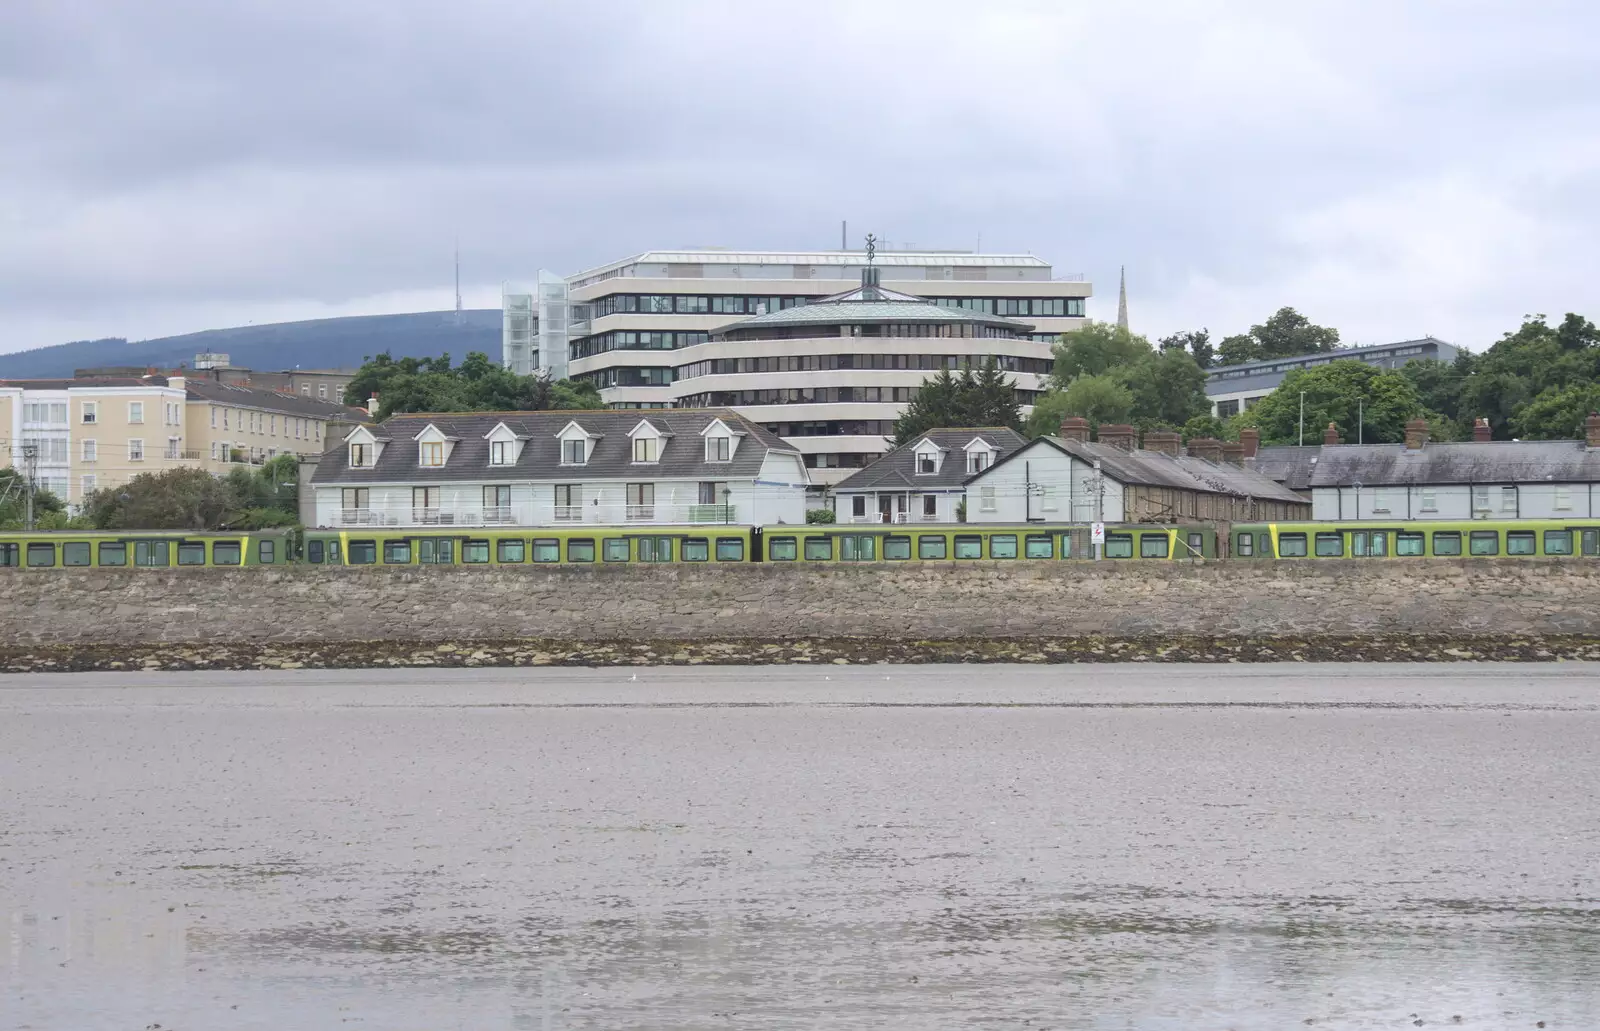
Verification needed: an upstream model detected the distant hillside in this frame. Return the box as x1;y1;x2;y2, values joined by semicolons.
0;309;503;379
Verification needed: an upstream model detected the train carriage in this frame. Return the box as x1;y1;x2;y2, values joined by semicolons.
0;529;294;569
301;526;759;567
1230;519;1600;560
763;524;1217;563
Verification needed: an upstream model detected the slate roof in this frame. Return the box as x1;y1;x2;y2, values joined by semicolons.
1304;440;1600;487
711;282;1032;337
180;378;372;422
977;437;1307;505
312;408;798;485
830;428;1029;492
1251;445;1320;491
0;377;151;389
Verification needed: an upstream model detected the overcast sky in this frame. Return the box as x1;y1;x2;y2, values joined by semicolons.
3;0;1598;355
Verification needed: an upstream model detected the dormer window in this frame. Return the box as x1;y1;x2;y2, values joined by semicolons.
967;451;991;473
633;437;659;463
562;439;586;465
420;441;445;467
350;443;373;467
490;440;515;466
916;453;937;475
706;435;731;462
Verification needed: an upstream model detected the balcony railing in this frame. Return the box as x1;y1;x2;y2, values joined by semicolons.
482;506;515;525
625;505;656;522
553;505;583;522
687;504;735;523
411;508;456;525
165;449;204;461
323;503;756;528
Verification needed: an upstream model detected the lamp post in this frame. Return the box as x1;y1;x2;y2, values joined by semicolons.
722;486;732;524
1298;391;1306;447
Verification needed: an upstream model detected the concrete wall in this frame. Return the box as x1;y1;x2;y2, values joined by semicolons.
4;559;1599;645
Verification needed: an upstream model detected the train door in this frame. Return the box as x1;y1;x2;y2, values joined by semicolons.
419;538;455;564
1351;530;1388;557
1582;528;1600;557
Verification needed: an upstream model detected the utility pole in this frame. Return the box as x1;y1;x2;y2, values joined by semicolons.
1298;391;1306;446
1358;398;1364;444
21;442;39;531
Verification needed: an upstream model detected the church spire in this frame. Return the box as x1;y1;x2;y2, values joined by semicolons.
1116;265;1129;332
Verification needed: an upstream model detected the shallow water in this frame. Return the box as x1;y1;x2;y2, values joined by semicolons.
2;664;1598;1030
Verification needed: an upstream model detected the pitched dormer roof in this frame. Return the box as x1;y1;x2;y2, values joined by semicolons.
832;427;1028;493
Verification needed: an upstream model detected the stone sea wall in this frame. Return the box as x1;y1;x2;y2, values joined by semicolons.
0;559;1596;650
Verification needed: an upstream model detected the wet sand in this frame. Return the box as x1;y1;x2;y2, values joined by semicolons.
3;664;1598;1029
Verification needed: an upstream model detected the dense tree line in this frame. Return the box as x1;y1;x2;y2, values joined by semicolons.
343;351;602;418
892;360;1022;445
1022;321;1212;438
79;457;301;531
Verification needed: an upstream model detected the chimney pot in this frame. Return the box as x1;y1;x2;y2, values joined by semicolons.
366;393;380;418
1221;442;1246;466
1473;417;1492;443
1188;437;1224;463
1058;416;1091;443
1586;411;1600;450
1238;427;1260;459
1404;417;1430;451
1098;423;1137;450
1323;421;1342;446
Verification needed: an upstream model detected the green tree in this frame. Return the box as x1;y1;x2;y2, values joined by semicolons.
1060;374;1135;427
1400;356;1470;434
1509;383;1600;440
1213;308;1341;366
1452;314;1600;438
1159;328;1215;369
1181;413;1227;441
1124;347;1210;430
894;361;1023;444
1242;360;1430;445
343;350;601;418
1024;389;1075;437
0;470;67;529
1049;321;1149;385
81;468;239;531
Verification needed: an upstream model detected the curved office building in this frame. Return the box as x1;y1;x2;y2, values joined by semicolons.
551;249;1090;485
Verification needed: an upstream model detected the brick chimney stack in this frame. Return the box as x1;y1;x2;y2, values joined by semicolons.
1586;412;1600;450
1221;442;1245;466
1323;422;1341;446
1143;430;1181;456
1098;423;1137;450
1188;437;1223;463
1404;417;1430;451
1058;416;1090;443
1473;417;1492;442
1239;427;1259;460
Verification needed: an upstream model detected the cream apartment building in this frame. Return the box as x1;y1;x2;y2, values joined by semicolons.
2;374;368;507
508;248;1092;484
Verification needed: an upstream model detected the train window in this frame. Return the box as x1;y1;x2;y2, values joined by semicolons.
639;537;672;562
134;541;169;567
0;542;19;566
1139;535;1169;559
1396;532;1425;556
1469;531;1500;556
326;542;341;565
990;535;1018;559
1545;530;1574;555
1432;532;1461;556
1187;532;1205;556
307;540;325;564
1314;533;1343;557
1059;534;1073;558
1278;534;1307;557
497;539;526;563
26;543;56;567
716;538;745;561
841;535;876;561
63;542;91;566
883;535;912;560
462;540;491;564
383;540;412;564
602;538;629;562
348;540;377;564
1506;531;1536;555
804;538;833;561
533;539;560;563
1104;534;1133;559
213;541;242;566
177;542;207;566
918;535;947;559
1025;534;1053;559
954;535;983;559
683;538;710;562
769;536;797;561
419;539;452;564
567;538;596;562
259;540;276;564
1236;533;1253;557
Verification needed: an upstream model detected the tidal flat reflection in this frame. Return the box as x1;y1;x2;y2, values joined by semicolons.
3;664;1598;1029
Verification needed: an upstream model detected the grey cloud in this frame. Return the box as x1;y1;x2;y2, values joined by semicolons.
2;0;1600;352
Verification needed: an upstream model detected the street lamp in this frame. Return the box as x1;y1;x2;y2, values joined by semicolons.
722;486;732;524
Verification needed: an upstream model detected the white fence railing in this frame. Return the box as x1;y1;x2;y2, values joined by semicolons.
328;503;742;528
